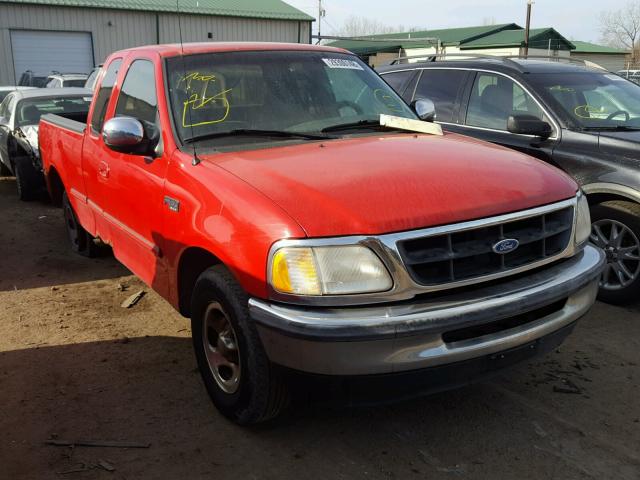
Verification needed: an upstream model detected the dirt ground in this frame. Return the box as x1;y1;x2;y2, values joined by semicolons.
0;176;639;480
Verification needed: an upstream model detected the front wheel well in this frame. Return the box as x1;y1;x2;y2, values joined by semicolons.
585;192;640;209
177;247;222;317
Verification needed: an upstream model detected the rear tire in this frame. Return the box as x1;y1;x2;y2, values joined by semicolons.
191;265;289;425
590;201;640;305
14;156;41;201
62;191;99;258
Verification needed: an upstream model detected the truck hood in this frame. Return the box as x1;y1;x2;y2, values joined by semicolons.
208;133;577;237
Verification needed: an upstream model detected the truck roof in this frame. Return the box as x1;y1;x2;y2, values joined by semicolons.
114;42;350;58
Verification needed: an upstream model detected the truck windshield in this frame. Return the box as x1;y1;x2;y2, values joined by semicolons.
165;50;417;144
528;72;640;130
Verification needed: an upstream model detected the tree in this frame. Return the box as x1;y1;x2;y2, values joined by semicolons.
336;15;418;37
600;1;640;64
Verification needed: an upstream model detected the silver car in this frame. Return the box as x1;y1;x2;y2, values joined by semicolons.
0;88;91;199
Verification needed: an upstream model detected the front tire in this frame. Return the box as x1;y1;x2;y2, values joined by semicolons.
191;265;289;424
590;201;640;304
62;191;99;257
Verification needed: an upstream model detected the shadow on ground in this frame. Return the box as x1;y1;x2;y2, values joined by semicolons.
0;178;128;291
1;329;639;480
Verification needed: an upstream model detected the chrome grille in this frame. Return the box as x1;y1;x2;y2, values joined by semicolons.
397;206;574;286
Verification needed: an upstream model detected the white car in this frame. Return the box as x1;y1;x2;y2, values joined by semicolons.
0;86;37;104
0;88;91;199
45;73;89;88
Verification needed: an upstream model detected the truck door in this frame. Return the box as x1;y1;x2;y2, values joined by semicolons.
82;58;122;243
87;57;169;286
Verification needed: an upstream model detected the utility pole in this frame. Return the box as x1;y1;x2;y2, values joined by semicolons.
524;0;533;57
317;0;326;44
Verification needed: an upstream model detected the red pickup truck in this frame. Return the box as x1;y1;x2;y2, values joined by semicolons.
40;42;604;424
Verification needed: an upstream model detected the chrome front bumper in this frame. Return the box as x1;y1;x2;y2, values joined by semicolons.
249;245;605;375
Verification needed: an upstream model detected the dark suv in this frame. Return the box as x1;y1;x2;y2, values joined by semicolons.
378;56;640;304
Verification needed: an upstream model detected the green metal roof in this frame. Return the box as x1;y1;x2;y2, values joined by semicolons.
460;28;575;51
0;0;314;20
571;41;628;54
328;23;520;55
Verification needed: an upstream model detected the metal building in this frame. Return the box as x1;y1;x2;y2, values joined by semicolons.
0;0;314;86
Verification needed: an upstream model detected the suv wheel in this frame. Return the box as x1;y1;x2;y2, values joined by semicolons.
590;201;640;304
191;265;289;424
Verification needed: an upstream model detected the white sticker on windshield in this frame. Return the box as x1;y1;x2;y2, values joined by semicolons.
322;58;364;70
83;97;93;101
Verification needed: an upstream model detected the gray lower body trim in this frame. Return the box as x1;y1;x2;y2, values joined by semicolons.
250;246;605;375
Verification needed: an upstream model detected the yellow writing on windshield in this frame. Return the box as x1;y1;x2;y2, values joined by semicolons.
374;89;403;114
178;71;232;128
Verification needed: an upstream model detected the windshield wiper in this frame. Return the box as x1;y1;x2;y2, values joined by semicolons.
185;129;334;144
321;119;402;133
582;125;640;132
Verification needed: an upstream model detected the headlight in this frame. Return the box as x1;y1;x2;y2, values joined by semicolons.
575;192;591;247
270;245;392;296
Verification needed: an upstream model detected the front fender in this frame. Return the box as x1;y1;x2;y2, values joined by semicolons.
160;150;306;308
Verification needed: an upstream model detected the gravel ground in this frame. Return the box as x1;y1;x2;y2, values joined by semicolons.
0;177;639;480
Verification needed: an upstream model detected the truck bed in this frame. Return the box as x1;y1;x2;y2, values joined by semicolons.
40;112;88;134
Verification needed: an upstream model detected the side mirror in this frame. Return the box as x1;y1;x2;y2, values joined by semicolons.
507;114;552;138
411;98;436;122
103;116;156;155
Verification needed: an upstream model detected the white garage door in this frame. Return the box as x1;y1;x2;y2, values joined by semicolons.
11;30;94;82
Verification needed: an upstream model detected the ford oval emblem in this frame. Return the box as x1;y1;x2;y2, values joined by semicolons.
493;238;520;254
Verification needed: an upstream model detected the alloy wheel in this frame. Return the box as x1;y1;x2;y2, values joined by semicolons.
590;219;640;290
202;302;241;394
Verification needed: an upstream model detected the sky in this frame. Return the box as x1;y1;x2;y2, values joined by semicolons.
285;0;631;43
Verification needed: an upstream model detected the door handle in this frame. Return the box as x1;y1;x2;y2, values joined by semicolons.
98;160;110;178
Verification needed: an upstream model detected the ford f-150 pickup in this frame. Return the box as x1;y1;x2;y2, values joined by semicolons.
39;42;605;425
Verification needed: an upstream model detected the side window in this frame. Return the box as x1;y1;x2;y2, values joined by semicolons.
413;70;467;123
115;60;158;124
114;60;158;125
90;59;122;134
382;70;416;100
466;73;547;131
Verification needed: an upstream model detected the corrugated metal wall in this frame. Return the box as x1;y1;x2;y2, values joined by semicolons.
570;53;627;72
0;3;311;85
